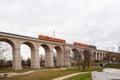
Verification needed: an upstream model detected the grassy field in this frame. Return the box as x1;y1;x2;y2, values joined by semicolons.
0;62;119;80
0;69;79;80
66;72;91;80
0;68;102;80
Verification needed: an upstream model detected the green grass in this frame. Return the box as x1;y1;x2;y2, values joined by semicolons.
0;69;80;80
89;62;101;66
66;72;91;80
82;67;103;72
65;63;120;80
65;66;103;80
104;63;120;69
0;69;31;73
90;62;120;69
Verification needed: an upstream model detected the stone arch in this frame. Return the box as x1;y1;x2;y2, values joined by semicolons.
22;42;35;50
69;48;79;59
41;44;50;54
71;48;80;65
0;39;15;48
40;44;54;67
0;39;15;68
72;48;79;53
20;41;35;69
72;48;80;59
54;46;63;67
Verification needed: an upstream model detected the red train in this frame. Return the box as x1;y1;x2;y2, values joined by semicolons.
53;38;66;43
38;35;96;49
74;42;89;47
74;42;97;49
38;35;66;44
38;35;54;41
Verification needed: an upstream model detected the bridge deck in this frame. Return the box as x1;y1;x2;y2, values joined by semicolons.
0;31;38;40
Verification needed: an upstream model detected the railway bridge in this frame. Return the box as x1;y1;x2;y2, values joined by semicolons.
0;32;109;70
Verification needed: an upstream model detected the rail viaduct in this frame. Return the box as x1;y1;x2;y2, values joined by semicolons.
0;32;110;70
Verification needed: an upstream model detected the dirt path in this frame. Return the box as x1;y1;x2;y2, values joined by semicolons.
52;72;88;80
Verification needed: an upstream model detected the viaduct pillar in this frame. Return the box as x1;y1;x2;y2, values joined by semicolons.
95;52;97;61
12;44;22;70
45;45;54;68
31;47;40;69
64;45;71;67
90;51;94;62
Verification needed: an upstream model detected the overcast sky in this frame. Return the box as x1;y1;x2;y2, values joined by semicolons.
0;0;120;52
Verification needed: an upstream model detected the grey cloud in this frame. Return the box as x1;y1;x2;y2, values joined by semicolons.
0;0;120;51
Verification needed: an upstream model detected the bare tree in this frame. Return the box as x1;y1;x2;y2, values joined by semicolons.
0;42;12;68
40;54;45;66
0;42;12;60
82;49;91;71
26;58;31;67
73;49;81;70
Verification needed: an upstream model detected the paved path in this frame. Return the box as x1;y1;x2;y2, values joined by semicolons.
92;71;120;80
52;72;88;80
103;68;120;76
0;70;37;77
92;68;120;80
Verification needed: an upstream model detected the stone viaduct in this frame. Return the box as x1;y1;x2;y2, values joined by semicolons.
0;32;110;70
